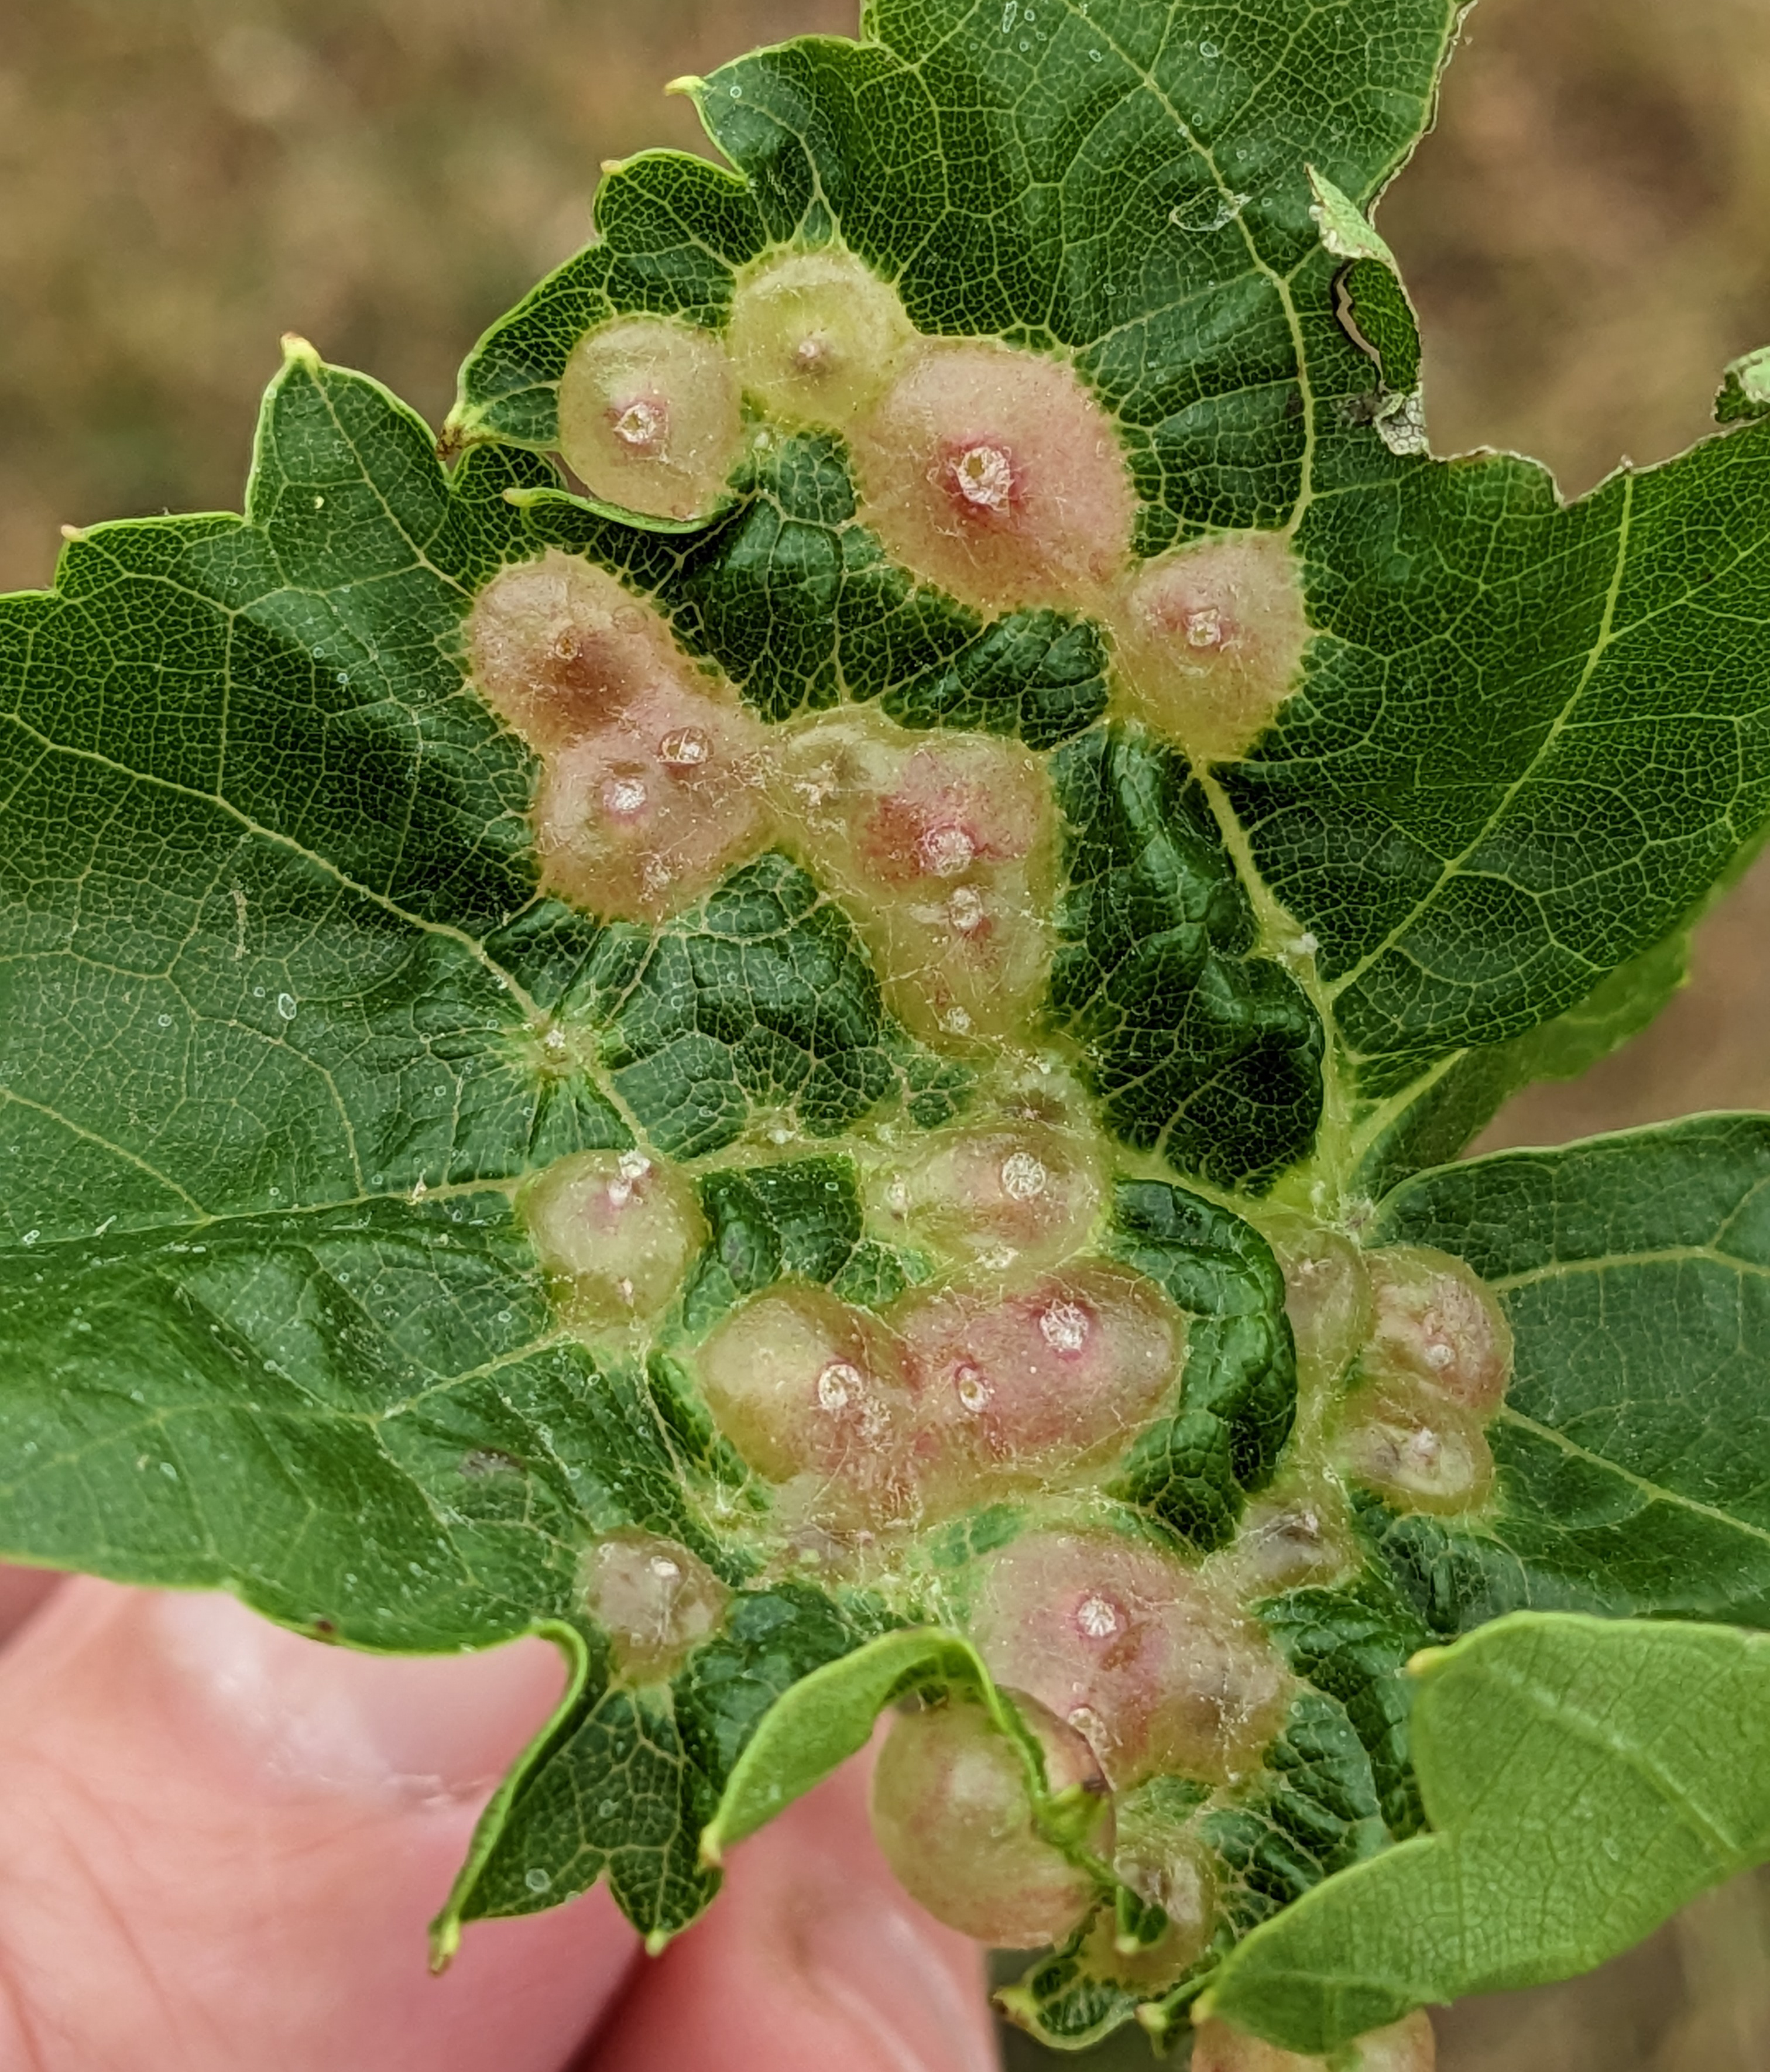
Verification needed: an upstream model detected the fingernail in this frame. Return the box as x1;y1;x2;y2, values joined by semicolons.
148;1590;568;1801
798;1878;999;2072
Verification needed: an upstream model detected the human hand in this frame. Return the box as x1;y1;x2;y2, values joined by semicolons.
0;1572;1000;2071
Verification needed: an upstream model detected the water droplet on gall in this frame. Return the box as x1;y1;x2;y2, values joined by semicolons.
949;442;1015;512
1075;1593;1121;1641
1184;605;1225;649
818;1360;863;1412
1039;1298;1091;1353
611;397;667;451
658;726;710;767
1000;1151;1048;1200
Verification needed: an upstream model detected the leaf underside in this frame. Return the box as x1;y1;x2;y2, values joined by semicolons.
5;0;1770;2054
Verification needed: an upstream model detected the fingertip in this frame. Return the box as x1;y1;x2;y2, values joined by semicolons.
0;1562;65;1648
0;1580;640;2070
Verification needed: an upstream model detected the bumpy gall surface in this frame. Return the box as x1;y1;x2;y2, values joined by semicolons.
849;338;1136;613
581;1530;730;1682
869;1692;1109;1947
1112;530;1312;761
773;708;1056;1040
966;1531;1289;1788
1100;1793;1217;1984
533;681;770;922
1268;1217;1373;1394
557;315;745;522
1361;1244;1514;1414
726;246;915;424
466;550;688;750
522;1149;706;1326
869;1116;1106;1274
694;1284;915;1527
1224;1483;1357;1595
894;1265;1184;1500
1336;1380;1495;1516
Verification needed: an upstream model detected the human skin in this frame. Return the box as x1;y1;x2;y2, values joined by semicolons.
0;1570;998;2072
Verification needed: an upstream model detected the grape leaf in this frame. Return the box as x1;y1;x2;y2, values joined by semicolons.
457;0;1770;1174
0;1191;720;1644
451;152;765;454
1049;730;1323;1189
8;0;1770;2047
1199;1690;1391;1934
1258;1578;1432;1840
578;853;972;1160
1202;1612;1770;2052
441;1581;896;1948
677;1153;910;1333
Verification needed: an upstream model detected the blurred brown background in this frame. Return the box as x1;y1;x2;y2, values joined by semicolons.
4;0;1769;2063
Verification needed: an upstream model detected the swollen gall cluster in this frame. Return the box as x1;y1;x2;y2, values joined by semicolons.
462;239;1497;1998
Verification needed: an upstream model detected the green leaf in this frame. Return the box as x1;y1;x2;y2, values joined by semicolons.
0;1192;717;1646
694;0;1459;548
996;1929;1153;2055
577;853;973;1160
1349;931;1691;1199
445;1582;895;1947
1229;414;1770;1110
1309;169;1425;450
1364;1116;1770;1631
1200;1691;1391;1934
1258;1579;1432;1840
524;433;1110;746
1050;730;1323;1190
680;1154;865;1329
1202;1612;1770;2053
13;0;1770;2026
441;1647;722;1949
1106;1180;1298;1549
3;358;621;1251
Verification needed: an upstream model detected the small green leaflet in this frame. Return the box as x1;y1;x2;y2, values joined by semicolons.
1203;1612;1770;2052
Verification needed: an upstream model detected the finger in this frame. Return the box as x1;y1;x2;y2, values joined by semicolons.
0;1578;642;2071
0;1563;64;1646
590;1743;1000;2072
